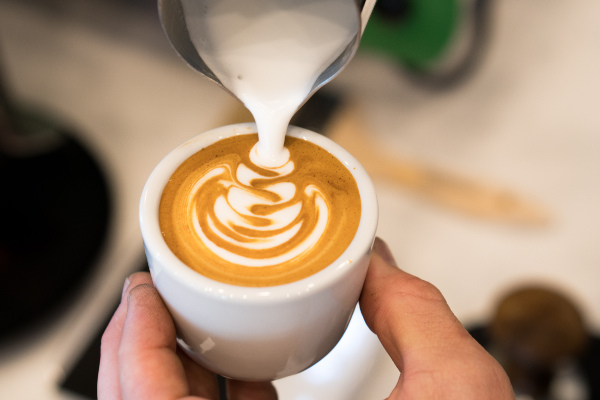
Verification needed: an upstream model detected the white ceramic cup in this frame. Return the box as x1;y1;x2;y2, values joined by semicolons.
139;123;378;381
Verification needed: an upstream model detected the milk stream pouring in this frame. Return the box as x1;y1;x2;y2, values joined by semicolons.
181;0;360;167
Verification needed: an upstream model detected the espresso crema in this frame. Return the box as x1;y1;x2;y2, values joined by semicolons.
159;134;361;287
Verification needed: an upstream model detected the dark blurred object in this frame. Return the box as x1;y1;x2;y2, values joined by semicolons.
359;0;494;89
0;52;111;341
291;90;342;134
491;287;588;397
469;286;600;400
60;261;148;399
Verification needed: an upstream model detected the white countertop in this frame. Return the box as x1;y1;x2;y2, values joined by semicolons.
0;0;599;398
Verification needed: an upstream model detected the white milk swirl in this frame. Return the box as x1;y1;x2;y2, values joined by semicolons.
189;143;328;267
159;134;361;287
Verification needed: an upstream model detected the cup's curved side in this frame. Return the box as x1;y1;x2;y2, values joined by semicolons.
150;250;371;381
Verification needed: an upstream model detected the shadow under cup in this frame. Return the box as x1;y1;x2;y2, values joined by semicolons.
139;123;378;381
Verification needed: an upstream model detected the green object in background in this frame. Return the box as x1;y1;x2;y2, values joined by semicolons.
359;0;460;71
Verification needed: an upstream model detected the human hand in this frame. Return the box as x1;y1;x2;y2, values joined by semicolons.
98;272;278;400
360;238;515;399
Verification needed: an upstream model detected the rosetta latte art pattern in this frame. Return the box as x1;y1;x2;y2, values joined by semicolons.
160;134;360;287
189;146;328;266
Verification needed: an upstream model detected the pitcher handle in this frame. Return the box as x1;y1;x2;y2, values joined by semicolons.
361;0;377;35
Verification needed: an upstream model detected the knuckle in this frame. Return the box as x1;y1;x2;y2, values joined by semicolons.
371;275;447;328
401;275;446;303
380;273;446;305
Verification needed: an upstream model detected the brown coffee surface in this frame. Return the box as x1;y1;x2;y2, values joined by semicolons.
159;134;361;287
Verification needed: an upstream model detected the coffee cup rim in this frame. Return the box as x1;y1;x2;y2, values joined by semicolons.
140;122;378;304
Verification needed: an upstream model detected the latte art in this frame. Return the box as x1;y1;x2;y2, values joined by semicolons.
189;143;328;267
160;134;361;287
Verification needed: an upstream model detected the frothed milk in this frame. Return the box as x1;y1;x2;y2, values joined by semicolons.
181;0;359;167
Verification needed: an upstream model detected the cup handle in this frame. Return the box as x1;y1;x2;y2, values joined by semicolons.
360;0;377;35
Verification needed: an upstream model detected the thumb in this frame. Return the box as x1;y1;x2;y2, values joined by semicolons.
359;238;473;372
360;238;514;399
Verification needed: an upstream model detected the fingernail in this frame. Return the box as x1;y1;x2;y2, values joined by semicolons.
122;277;130;298
373;237;397;267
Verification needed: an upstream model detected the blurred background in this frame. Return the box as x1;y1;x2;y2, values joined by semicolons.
0;0;599;398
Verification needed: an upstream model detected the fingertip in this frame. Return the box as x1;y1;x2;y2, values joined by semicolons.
361;238;404;339
365;238;406;289
121;272;153;300
122;282;175;351
127;271;153;285
127;283;162;306
373;237;397;267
